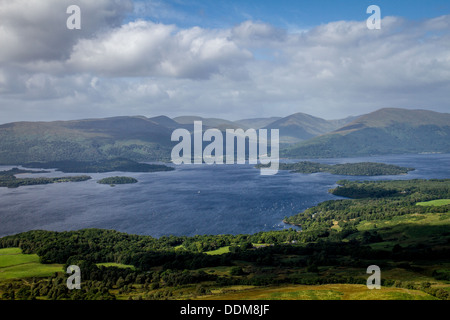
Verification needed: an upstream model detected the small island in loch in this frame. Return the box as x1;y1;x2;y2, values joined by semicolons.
97;176;138;186
257;161;414;176
22;158;175;173
0;168;91;188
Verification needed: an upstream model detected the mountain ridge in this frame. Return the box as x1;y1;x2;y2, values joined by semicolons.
262;112;355;143
282;108;450;158
0;108;448;164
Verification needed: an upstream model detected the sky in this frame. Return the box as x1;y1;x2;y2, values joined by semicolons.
0;0;449;124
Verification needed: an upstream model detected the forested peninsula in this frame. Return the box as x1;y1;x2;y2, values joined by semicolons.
23;158;174;173
0;168;91;188
257;161;414;176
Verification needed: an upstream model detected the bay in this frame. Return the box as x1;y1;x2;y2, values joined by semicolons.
0;153;449;238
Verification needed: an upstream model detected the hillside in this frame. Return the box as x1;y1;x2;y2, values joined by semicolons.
0;112;353;164
174;114;355;143
282;108;450;158
0;116;175;164
0;108;448;164
263;113;354;143
173;116;244;131
235;117;282;129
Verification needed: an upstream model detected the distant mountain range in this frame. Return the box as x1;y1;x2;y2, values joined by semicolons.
262;113;357;143
0;108;448;164
282;108;450;158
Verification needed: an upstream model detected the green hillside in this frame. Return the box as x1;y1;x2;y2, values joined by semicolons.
235;117;283;129
263;112;353;144
173;116;244;131
0;248;62;280
1;108;449;164
0;116;175;164
282;109;450;158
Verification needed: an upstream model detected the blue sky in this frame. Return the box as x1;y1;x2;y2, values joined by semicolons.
129;0;450;30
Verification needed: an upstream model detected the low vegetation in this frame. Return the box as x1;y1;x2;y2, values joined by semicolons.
0;179;449;300
97;176;138;185
416;199;450;207
257;161;414;176
0;248;62;280
0;168;91;188
23;158;174;173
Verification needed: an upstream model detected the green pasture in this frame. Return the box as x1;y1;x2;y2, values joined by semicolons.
0;247;63;280
416;199;450;207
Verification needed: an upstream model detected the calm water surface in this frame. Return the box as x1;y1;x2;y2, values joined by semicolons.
0;153;449;238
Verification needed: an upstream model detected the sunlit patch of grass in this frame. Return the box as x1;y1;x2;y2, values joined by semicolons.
197;284;437;300
416;199;450;207
0;248;62;280
0;251;39;268
357;211;450;246
267;290;343;300
0;248;22;255
205;246;230;255
96;262;135;270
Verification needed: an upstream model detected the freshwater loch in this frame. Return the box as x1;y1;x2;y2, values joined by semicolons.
1;153;449;238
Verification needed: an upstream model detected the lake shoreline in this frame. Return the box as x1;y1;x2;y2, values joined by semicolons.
0;153;449;238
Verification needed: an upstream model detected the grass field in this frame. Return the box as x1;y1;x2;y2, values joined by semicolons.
96;262;135;269
205;246;231;255
0;248;62;280
197;284;437;300
356;211;450;250
0;248;22;255
416;199;450;206
1;204;449;300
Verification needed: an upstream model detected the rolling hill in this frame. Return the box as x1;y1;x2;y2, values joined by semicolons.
0;108;448;164
235;117;282;129
0;116;176;164
282;108;450;158
173;116;243;131
262;112;355;143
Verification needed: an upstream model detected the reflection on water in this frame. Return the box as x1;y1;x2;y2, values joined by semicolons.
0;153;449;238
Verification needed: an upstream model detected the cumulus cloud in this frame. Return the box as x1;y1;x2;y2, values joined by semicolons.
67;21;252;78
0;0;449;123
231;20;287;45
0;0;133;63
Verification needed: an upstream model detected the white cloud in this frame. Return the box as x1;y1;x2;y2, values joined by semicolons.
231;20;287;45
0;0;133;63
67;21;252;78
0;1;449;123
